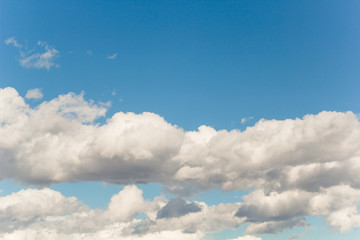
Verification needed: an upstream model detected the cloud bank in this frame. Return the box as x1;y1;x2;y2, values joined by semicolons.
0;87;360;237
0;186;241;240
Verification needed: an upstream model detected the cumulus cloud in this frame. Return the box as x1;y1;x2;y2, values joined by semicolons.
5;38;59;70
25;88;43;100
0;186;243;240
1;87;360;234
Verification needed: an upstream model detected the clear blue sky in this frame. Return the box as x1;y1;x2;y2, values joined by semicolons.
1;1;360;240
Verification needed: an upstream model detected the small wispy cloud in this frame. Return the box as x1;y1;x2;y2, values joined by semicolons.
107;53;117;59
86;50;93;56
25;88;43;100
5;37;59;70
289;231;306;239
112;89;116;96
241;116;253;124
5;37;22;48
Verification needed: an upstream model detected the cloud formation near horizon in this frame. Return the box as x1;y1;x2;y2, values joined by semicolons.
0;186;242;240
0;87;360;237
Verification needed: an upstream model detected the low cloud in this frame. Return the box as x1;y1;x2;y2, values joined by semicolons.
1;87;360;235
0;186;241;240
25;89;43;100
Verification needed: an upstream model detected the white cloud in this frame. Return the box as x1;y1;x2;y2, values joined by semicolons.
227;235;262;240
86;50;93;55
1;87;360;234
6;38;59;70
289;231;306;239
25;88;43;100
0;186;243;240
20;41;59;70
107;53;117;59
241;117;253;124
5;37;22;48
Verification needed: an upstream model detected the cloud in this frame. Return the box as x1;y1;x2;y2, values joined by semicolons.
241;117;253;124
86;50;93;55
25;89;43;100
1;87;360;234
5;37;22;48
227;235;262;240
0;186;243;240
157;197;202;219
289;231;306;239
20;41;59;70
6;38;59;70
107;53;117;59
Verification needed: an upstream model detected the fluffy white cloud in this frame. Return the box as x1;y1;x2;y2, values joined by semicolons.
1;87;360;234
25;88;43;100
0;186;243;240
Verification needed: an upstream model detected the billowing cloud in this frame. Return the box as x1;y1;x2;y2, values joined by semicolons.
1;87;360;235
0;186;241;240
25;88;43;100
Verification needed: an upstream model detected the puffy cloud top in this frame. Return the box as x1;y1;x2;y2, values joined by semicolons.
1;87;360;237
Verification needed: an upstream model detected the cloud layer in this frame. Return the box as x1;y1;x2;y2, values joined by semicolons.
1;87;360;236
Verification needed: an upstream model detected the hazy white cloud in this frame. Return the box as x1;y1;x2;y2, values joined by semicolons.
6;38;59;70
1;87;360;235
227;235;262;240
86;50;93;55
289;231;306;239
25;88;43;100
107;53;117;59
5;37;22;48
241;116;253;124
20;41;59;70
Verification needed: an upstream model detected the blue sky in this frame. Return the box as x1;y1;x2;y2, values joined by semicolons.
1;1;360;240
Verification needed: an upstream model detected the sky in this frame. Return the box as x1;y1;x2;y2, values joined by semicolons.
0;0;360;239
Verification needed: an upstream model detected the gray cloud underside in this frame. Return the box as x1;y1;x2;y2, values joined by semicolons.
1;87;360;235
